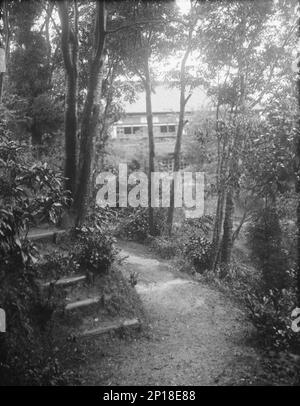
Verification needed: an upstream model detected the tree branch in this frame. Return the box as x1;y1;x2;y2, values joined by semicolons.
57;1;73;74
106;19;164;35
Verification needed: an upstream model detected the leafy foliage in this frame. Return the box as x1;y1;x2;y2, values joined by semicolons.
183;234;212;273
0;136;73;385
244;285;299;351
117;207;166;241
247;207;290;291
0;140;70;229
71;226;118;277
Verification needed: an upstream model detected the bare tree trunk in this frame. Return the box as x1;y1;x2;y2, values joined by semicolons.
0;0;9;104
0;74;3;103
211;107;222;247
296;16;300;306
232;209;248;243
166;94;187;235
73;1;106;226
215;119;241;269
221;188;234;265
166;35;192;235
212;192;224;246
57;0;79;197
211;126;231;270
144;51;155;235
211;188;226;271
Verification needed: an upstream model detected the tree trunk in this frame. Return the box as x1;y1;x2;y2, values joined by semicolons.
73;1;106;226
221;188;234;266
166;91;186;235
166;39;192;235
0;0;9;104
232;209;248;243
296;16;300;306
213;119;240;270
211;125;231;270
0;73;4;104
31;119;42;159
57;0;78;197
64;71;78;196
144;51;155;235
212;187;225;247
211;188;226;271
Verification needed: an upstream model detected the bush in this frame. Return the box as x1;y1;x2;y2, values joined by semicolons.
71;226;117;277
147;216;214;265
0;137;74;385
182;216;214;236
149;236;179;259
182;234;212;273
117;207;166;241
247;207;289;291
244;283;300;351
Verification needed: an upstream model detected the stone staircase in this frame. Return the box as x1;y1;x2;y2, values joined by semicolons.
28;227;140;339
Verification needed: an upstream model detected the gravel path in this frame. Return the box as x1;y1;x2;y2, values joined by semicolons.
82;241;261;386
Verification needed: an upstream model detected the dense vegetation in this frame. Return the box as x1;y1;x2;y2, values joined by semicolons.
0;0;299;385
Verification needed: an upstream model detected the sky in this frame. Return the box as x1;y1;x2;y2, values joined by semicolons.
176;0;191;15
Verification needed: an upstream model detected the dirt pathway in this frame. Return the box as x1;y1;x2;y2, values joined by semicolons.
82;241;261;386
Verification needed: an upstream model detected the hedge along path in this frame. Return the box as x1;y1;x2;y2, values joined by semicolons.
81;241;262;386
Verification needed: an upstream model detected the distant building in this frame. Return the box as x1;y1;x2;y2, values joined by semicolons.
110;85;212;171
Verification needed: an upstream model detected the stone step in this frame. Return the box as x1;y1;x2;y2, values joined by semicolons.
27;229;67;243
65;296;102;311
78;318;140;338
41;274;87;289
65;292;114;311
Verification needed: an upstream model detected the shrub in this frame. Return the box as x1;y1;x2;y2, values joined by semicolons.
182;234;212;273
118;207;166;241
244;284;300;351
71;226;118;277
37;250;72;281
247;207;289;291
182;216;214;236
0;137;73;385
149;236;179;259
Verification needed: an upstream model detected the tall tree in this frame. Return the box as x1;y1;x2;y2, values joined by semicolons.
7;0;62;157
295;11;300;305
199;0;296;268
166;2;200;235
72;0;107;225
57;0;79;197
0;0;9;103
116;0;176;235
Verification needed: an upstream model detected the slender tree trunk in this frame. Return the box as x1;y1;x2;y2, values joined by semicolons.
232;209;248;243
57;0;78;198
144;52;155;235
216;121;241;268
212;106;222;247
166;90;186;235
0;0;9;104
64;70;78;196
296;16;300;306
211;188;226;271
211;127;231;270
31;119;43;159
73;1;106;226
220;188;234;265
166;38;192;235
212;192;224;246
0;73;3;104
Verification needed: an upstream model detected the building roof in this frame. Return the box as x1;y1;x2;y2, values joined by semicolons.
123;85;212;114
